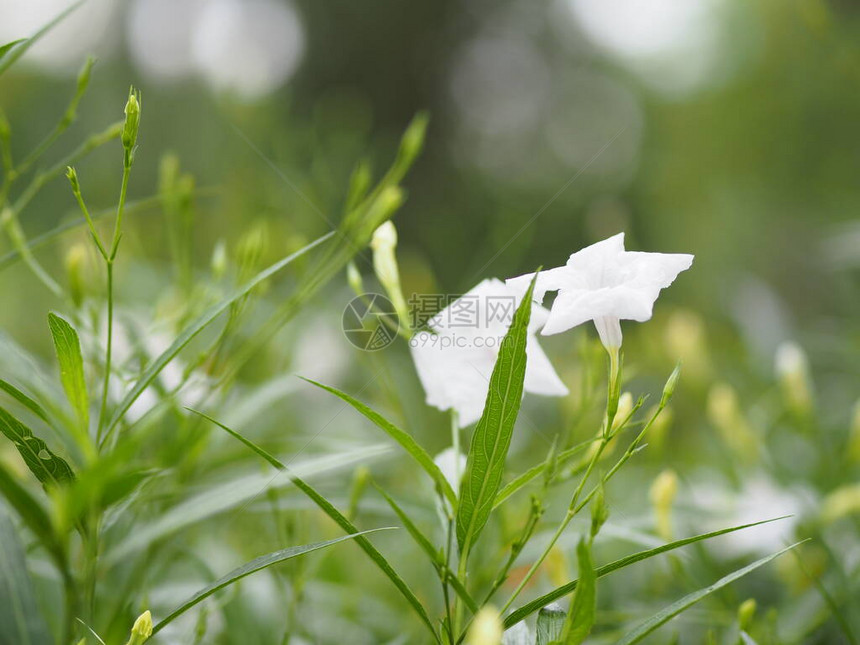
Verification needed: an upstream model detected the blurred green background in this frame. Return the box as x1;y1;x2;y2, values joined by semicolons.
1;0;859;643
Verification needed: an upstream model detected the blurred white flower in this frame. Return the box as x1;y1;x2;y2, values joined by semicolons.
502;622;532;645
434;447;467;494
507;232;693;349
410;279;568;428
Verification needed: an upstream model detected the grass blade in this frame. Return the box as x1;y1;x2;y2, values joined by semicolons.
192;410;441;643
0;511;52;645
47;313;89;434
102;231;333;444
0;39;25;63
373;483;442;566
456;274;537;556
504;516;791;628
0;407;73;487
615;541;805;645
0;1;83;76
151;529;390;635
300;378;457;505
559;539;596;644
0;379;50;424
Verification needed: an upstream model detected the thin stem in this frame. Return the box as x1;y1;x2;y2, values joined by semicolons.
96;262;114;443
110;164;131;260
500;345;622;614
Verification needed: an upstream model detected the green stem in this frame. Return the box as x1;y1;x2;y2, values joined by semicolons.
96;262;114;444
500;346;621;614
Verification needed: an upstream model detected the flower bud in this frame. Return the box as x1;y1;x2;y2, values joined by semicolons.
821;483;860;524
346;261;364;296
649;469;678;541
660;363;681;408
775;341;813;416
737;598;756;631
590;485;609;540
211;240;228;279
65;166;79;193
122;87;141;154
397;111;429;171
466;606;503;645
235;221;269;282
707;383;758;462
371;220;410;331
65;243;89;307
124;610;153;645
536;603;566;644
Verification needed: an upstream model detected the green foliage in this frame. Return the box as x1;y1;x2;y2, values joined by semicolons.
457;274;537;557
0;407;74;487
557;539;596;645
47;313;89;439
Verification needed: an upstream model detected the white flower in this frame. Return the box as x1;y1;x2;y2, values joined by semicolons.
506;233;693;349
410;279;568;428
434;447;467;494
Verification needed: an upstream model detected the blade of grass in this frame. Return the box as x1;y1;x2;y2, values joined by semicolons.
457;273;537;557
0;379;50;424
301;378;456;505
190;409;441;643
559;539;596;645
0;39;25;63
615;542;806;645
151;529;391;635
503;516;791;628
101;231;333;447
373;482;442;566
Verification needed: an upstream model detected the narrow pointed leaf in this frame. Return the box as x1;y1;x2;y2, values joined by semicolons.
47;313;89;432
0;2;83;76
103;232;333;442
0;379;49;424
0;407;73;487
559;539;596;645
456;274;537;555
193;410;441;642
374;483;442;566
504;516;791;628
151;530;388;635
0;39;25;64
0;512;52;645
616;542;805;645
300;378;456;505
0;462;57;557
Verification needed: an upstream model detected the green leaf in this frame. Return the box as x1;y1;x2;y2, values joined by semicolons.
0;379;50;424
187;410;441;643
104;444;390;564
299;379;457;505
151;529;389;635
503;516;791;628
456;274;537;556
0;511;52;645
536;604;566;645
615;542;805;645
0;462;57;561
559;539;596;645
102;231;333;444
0;2;83;76
47;313;89;433
0;407;73;487
0;39;25;64
373;482;442;566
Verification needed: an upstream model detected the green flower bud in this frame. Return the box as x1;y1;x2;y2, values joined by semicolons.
536;603;566;644
661;363;682;408
211;240;228;280
346;261;364;296
124;610;153;645
590;484;609;540
65;166;79;193
65;243;89;307
650;469;678;541
370;220;410;331
122;87;142;154
775;341;813;417
397;111;429;170
737;598;757;631
466;606;503;645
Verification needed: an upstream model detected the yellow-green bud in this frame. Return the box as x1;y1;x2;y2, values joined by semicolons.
124;610;153;645
650;469;678;541
122;87;141;153
821;483;860;524
370;220;410;331
775;341;813;416
661;363;682;408
590;484;609;539
737;598;756;631
211;240;228;279
707;383;758;462
364;186;405;235
398;111;429;170
466;606;503;645
235;221;269;281
65;243;88;307
65;166;79;193
346;261;364;295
